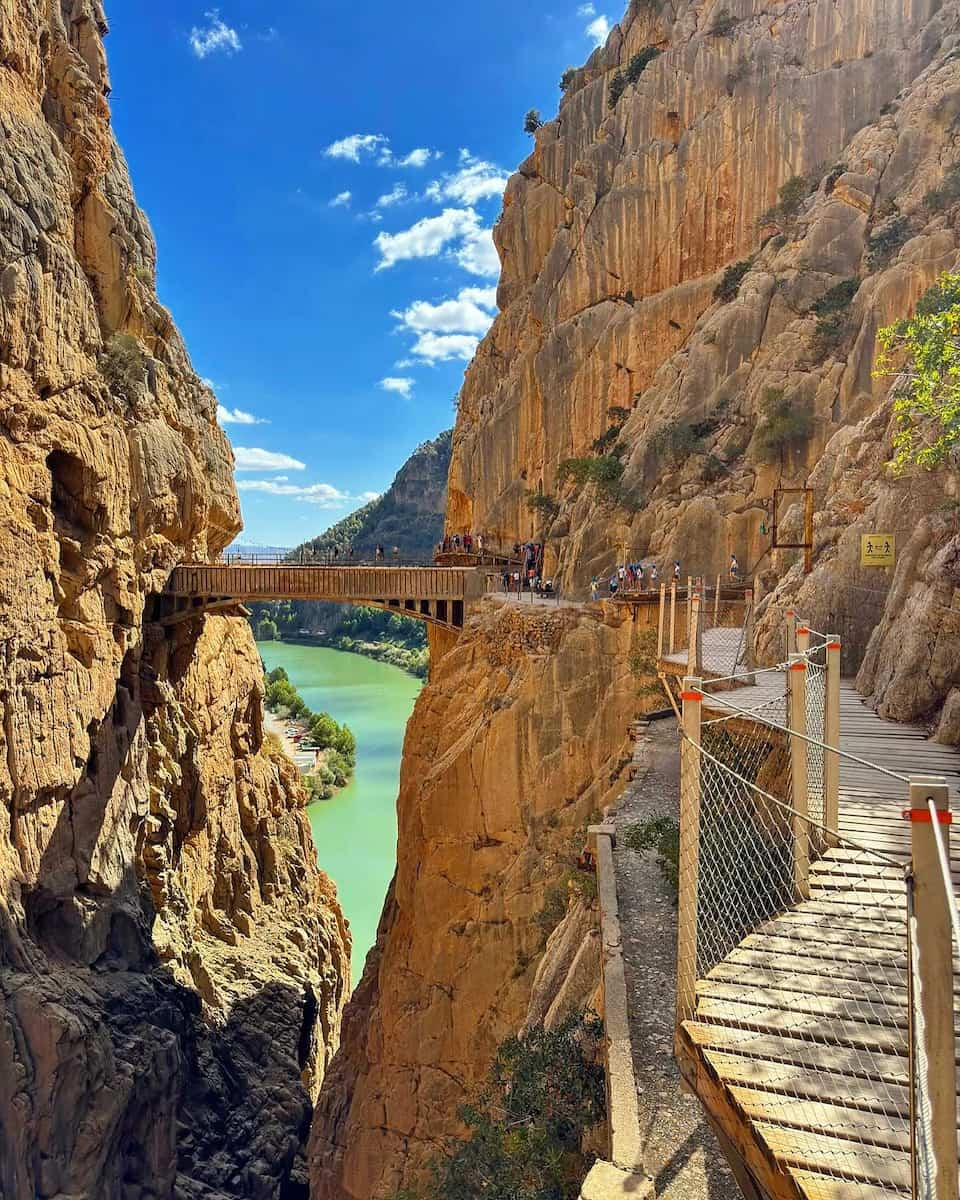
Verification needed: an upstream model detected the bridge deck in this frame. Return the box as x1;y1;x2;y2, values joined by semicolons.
669;645;960;1200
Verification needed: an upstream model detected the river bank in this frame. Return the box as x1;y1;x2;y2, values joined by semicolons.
275;633;428;678
257;641;422;979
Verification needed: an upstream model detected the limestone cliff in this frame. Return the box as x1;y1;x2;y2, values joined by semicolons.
312;601;643;1196
0;4;348;1197
448;0;960;724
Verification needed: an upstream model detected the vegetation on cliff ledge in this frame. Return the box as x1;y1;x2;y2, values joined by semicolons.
394;1013;605;1200
877;271;960;473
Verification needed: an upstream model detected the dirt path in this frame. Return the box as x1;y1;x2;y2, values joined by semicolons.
611;719;741;1200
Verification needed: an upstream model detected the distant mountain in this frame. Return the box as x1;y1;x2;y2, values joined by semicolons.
297;430;452;563
228;543;293;558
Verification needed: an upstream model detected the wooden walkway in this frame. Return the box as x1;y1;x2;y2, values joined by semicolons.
667;644;960;1200
161;562;486;631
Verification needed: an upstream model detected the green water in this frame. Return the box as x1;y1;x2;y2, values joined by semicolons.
256;641;422;982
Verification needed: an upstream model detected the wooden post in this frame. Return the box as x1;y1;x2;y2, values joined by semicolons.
797;624;810;656
657;583;667;659
677;676;703;1027
788;654;810;900
786;608;798;657
669;581;677;654
686;576;693;647
824;638;842;846
744;588;755;672
687;593;702;675
907;776;958;1200
714;574;721;628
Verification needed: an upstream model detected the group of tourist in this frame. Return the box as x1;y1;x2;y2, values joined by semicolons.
590;553;742;601
438;532;486;555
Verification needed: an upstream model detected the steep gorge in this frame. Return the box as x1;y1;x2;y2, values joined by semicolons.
314;0;960;1194
0;4;348;1197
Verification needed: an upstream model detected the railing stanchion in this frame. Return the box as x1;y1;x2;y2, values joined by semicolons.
669;581;677;655
744;588;755;671
657;583;666;660
797;623;810;656
686;576;692;644
677;676;702;1028
907;776;957;1200
714;574;721;627
687;593;702;676
824;638;842;846
789;653;810;899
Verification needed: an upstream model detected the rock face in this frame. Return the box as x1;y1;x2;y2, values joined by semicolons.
0;5;348;1197
447;0;960;723
311;600;643;1197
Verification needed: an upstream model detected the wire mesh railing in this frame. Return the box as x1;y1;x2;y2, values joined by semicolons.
675;618;959;1198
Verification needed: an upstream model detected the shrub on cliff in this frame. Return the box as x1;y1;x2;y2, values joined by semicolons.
395;1013;606;1200
709;7;738;36
607;46;660;108
649;419;704;463
867;216;911;271
753;389;814;461
524;109;543;134
876;271;960;473
923;163;960;212
714;257;753;302
559;67;577;93
557;454;624;502
101;332;147;402
759;174;810;228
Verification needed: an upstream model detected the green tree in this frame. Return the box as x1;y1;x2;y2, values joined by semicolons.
524;109;543;134
876;271;960;472
256;617;279;641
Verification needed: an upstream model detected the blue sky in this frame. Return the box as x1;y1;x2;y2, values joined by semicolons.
107;2;618;546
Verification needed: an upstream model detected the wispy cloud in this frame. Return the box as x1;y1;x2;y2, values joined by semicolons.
425;150;509;206
374;207;482;272
233;447;306;471
329;190;352;208
236;479;380;508
218;405;268;426
585;13;612;45
376;184;409;209
323;133;441;167
577;3;596;15
380;376;415;398
325;133;390;163
189;9;242;58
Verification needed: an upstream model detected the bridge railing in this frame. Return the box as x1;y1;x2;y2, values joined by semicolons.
675;617;959;1198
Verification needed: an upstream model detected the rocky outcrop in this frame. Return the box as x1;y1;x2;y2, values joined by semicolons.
447;0;960;723
0;4;348;1196
311;599;646;1197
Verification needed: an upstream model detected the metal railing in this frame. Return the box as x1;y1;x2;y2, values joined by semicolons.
674;608;958;1198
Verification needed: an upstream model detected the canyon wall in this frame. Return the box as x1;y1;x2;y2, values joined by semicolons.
448;0;960;724
0;4;348;1197
312;599;643;1197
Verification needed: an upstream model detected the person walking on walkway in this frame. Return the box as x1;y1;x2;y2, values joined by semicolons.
392;545;400;562
376;544;384;562
609;574;619;597
673;560;681;582
591;577;600;602
729;553;740;582
650;562;659;589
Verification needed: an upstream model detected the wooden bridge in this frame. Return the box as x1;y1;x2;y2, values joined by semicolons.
655;592;959;1200
160;561;486;632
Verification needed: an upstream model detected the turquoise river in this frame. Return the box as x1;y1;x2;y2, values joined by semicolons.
257;641;422;982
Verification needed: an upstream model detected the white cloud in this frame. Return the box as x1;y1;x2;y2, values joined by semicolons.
324;133;389;163
409;332;480;363
233;447;306;471
323;135;440;168
218;404;268;426
456;226;500;277
578;3;596;15
236;479;379;508
380;376;415;398
376;184;409;208
397;148;438;168
392;288;497;337
374;207;481;272
586;14;611;45
330;190;352;208
189;9;242;58
426;150;509;206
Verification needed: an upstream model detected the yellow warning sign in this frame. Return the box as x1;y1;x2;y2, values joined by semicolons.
860;534;896;568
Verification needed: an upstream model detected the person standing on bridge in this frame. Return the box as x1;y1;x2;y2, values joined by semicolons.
477;533;484;555
729;553;740;582
393;545;400;562
591;576;600;602
674;560;681;582
651;562;659;589
376;544;384;562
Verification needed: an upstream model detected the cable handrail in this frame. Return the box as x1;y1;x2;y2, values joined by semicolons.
682;729;907;870
927;798;960;952
701;663;787;686
694;683;914;786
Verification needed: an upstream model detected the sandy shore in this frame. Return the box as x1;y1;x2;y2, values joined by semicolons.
264;710;319;774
